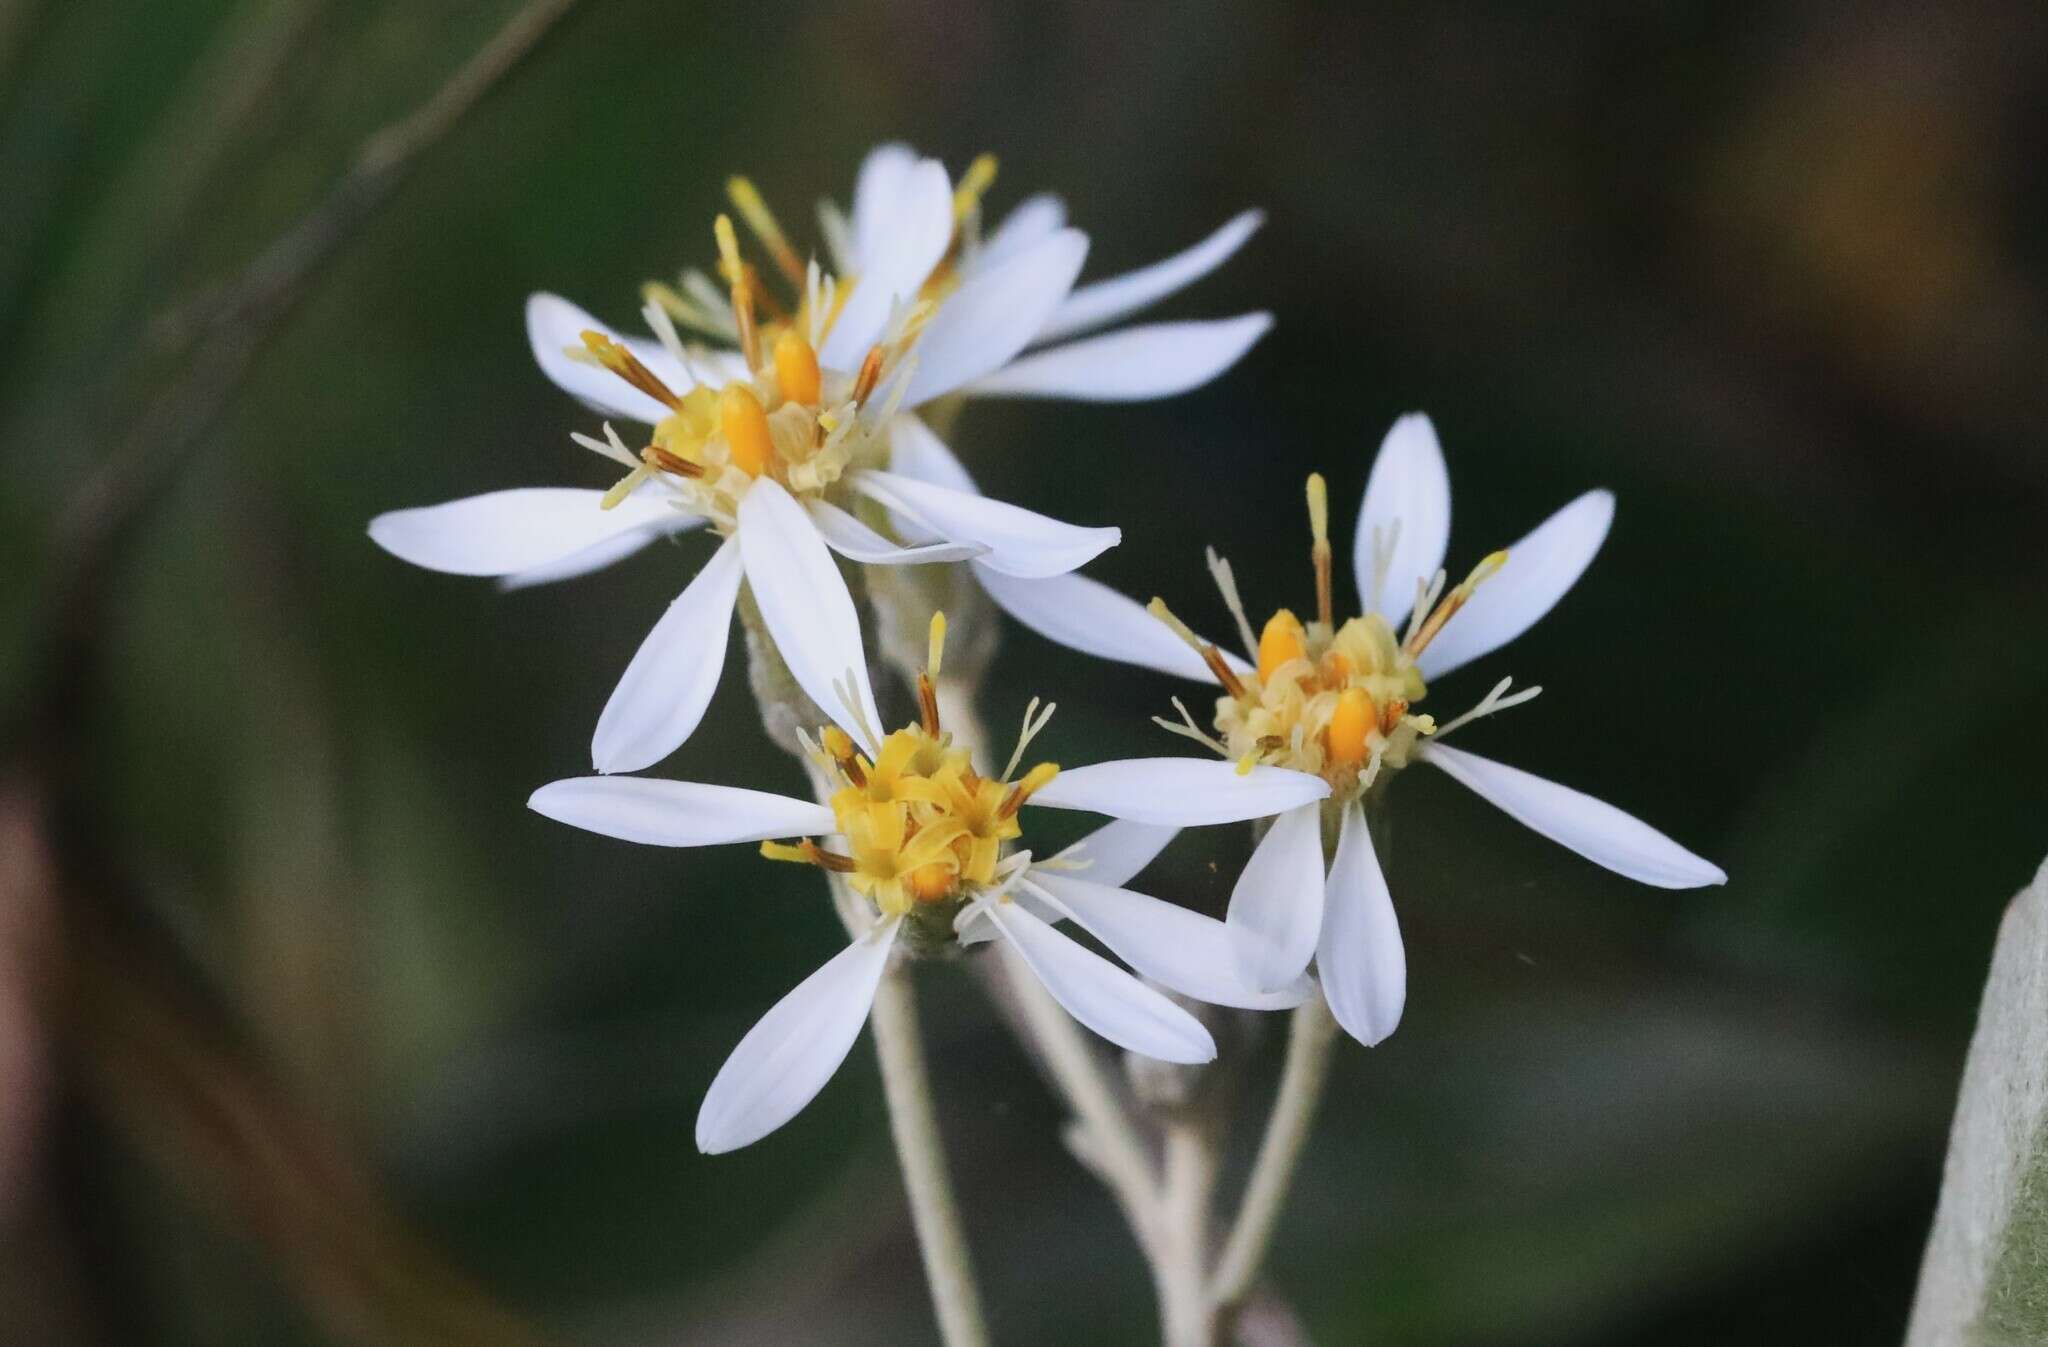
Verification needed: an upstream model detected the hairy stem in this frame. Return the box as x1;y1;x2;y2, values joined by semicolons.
765;603;992;1347
1210;994;1339;1312
869;966;992;1347
996;939;1160;1235
1157;1120;1221;1347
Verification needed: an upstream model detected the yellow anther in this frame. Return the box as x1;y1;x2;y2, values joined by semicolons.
714;214;762;369
726;175;805;285
822;726;856;761
1307;472;1334;630
579;330;682;409
1256;609;1308;684
952;153;999;221
713;214;745;286
1001;761;1060;818
1463;549;1509;592
773;329;822;406
851;345;885;405
1327;687;1375;766
759;840;810;865
909;862;957;903
1149;597;1248;699
1406;548;1510;658
1234;752;1260;776
927;612;948;679
1305;473;1330;546
719;385;774;477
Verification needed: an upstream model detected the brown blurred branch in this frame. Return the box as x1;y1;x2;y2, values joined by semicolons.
5;1;586;1342
35;0;583;726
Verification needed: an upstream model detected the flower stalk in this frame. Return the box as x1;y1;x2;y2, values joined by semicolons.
869;964;992;1347
744;585;994;1347
1209;991;1338;1315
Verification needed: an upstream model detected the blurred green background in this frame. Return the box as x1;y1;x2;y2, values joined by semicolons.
4;1;2046;1343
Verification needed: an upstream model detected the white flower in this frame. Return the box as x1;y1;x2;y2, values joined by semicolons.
972;414;1727;1047
370;145;1269;774
528;615;1327;1153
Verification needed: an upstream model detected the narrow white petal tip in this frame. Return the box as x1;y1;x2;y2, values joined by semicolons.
1226;803;1327;992
694;923;899;1153
1317;805;1407;1046
1416;487;1616;679
851;470;1118;578
969;313;1271;402
1421;743;1725;890
367;488;681;579
528;776;832;847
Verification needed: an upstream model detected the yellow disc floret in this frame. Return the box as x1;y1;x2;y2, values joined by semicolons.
1154;474;1528;801
1257;609;1309;684
772;329;822;407
718;385;774;477
758;613;1061;927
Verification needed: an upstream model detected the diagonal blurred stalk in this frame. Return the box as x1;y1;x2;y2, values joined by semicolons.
0;0;328;468
5;2;588;1342
39;0;583;668
1209;995;1336;1319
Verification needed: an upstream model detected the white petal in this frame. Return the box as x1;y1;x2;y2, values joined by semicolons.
368;487;682;578
1027;873;1311;1011
979;899;1214;1064
974;193;1067;273
737;479;884;752
1034;210;1265;344
824;158;954;369
497;512;701;591
696;919;899;1153
805;499;987;565
528;775;833;847
851;469;1117;578
1420;743;1727;888
1353;413;1451;628
849;143;916;268
879;415;977;545
904;229;1089;405
1049;818;1182;889
591;538;743;772
527;293;696;424
1226;802;1327;992
973;567;1250;684
1317;803;1405;1046
1029;759;1329;827
887;414;980;493
967;315;1271;402
1416;490;1614;679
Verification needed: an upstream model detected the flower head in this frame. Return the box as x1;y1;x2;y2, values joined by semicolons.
978;414;1727;1047
377;142;1277;775
528;614;1328;1152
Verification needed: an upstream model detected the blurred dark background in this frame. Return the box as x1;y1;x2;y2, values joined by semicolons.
4;1;2046;1343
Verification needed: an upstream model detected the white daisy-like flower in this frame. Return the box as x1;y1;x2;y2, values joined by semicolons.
969;414;1728;1047
528;615;1327;1154
369;145;1270;774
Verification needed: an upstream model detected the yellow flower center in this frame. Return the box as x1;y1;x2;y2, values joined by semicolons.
573;160;999;532
760;615;1060;923
1152;473;1516;799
